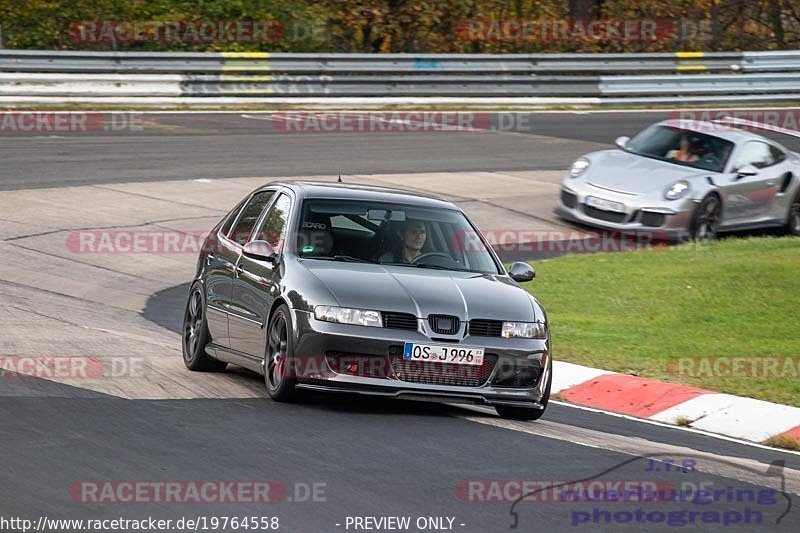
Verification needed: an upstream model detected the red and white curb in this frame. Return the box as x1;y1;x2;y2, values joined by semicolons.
552;361;800;444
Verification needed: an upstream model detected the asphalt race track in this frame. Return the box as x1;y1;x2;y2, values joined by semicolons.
2;110;800;532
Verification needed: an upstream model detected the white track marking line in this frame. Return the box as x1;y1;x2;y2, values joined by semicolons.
458;402;800;457
457;406;800;494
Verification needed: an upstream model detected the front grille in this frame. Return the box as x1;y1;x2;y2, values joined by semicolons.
639;211;666;227
561;189;578;208
583;205;626;223
428;314;460;335
325;352;391;378
382;312;418;331
390;354;498;387
468;319;503;337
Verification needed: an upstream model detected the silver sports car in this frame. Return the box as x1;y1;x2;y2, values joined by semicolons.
557;118;800;240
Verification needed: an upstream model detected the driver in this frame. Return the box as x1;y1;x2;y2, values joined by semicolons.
379;219;427;263
665;134;699;163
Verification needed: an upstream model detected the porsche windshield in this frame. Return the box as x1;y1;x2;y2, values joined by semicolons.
295;199;500;274
625;125;734;172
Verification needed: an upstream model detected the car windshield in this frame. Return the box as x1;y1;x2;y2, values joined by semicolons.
295;199;500;275
625;125;734;172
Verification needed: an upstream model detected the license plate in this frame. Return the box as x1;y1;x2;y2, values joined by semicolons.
585;195;624;212
403;343;484;366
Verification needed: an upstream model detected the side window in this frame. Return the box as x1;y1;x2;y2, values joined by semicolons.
769;144;786;164
256;194;292;252
733;142;776;170
220;198;247;236
229;190;275;245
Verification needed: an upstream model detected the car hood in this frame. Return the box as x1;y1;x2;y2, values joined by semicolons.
302;261;537;322
583;149;708;194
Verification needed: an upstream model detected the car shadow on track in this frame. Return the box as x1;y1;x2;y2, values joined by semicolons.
144;282;469;419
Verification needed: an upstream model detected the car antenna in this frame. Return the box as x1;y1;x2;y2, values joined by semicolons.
337;173;342;183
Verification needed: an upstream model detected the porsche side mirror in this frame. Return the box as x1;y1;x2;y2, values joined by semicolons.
242;240;277;262
614;136;630;149
509;262;535;282
736;164;759;178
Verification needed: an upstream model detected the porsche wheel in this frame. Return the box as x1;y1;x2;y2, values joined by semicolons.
787;194;800;236
691;195;721;241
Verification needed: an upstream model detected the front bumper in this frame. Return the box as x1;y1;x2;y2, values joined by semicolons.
557;185;697;242
289;310;551;409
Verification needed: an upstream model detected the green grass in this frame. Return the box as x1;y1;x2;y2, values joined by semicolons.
525;237;800;407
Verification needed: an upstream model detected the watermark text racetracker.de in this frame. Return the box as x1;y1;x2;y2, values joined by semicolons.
456;18;676;43
69;480;325;504
0;355;144;379
70;20;284;44
270;111;547;134
666;109;800;133
0;112;143;134
667;356;800;379
66;228;680;256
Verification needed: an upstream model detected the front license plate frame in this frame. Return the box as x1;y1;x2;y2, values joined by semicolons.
403;343;485;366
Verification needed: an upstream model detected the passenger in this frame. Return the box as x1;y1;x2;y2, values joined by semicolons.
379;219;427;263
666;134;699;163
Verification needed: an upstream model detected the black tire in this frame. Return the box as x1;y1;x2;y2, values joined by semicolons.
787;193;800;236
495;373;551;421
264;304;299;402
690;195;722;241
182;284;227;372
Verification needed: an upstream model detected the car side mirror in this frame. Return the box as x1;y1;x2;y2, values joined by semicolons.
242;240;277;262
736;164;759;178
509;262;535;282
614;136;630;149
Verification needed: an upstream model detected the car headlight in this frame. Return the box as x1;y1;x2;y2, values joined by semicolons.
664;180;691;200
501;321;547;339
313;305;383;327
568;158;590;178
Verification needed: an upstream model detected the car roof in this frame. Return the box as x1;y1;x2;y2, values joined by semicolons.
261;180;459;209
657;119;777;145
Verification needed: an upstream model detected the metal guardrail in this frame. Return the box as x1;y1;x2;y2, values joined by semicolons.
0;50;798;104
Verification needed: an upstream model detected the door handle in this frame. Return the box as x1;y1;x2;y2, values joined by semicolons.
766;180;776;187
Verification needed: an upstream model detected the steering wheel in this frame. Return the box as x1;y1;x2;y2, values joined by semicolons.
410;252;460;267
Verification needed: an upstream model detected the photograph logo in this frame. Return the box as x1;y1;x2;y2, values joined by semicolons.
508;454;791;529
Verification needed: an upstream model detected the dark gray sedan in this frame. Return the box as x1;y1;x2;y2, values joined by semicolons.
183;181;551;420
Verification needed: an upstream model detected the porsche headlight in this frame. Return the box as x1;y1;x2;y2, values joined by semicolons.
314;305;383;327
664;180;691;200
568;158;590;178
501;321;548;339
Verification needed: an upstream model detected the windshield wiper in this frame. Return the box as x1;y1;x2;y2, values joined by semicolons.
379;261;476;273
303;255;371;263
411;263;473;272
